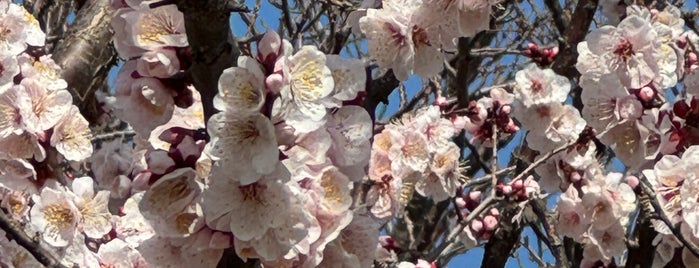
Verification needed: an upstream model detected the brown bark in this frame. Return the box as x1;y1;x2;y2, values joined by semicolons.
51;0;117;125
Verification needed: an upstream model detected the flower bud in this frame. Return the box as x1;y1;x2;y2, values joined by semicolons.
483;215;498;231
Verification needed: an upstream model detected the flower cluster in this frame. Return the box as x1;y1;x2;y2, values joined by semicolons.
453;87;518;146
199;30;377;266
555;170;636;265
576;5;687;169
353;0;493;81
368;105;462;220
109;0;194;138
0;1;109;266
641;146;699;267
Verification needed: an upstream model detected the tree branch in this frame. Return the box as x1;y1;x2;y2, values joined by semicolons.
52;0;117;125
0;210;66;268
551;0;598;78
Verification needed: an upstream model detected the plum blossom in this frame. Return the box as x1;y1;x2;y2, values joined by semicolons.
112;61;176;136
205;112;278;185
277;46;335;133
111;4;187;59
97;238;146;268
584;13;661;89
214;56;266;115
30;185;81;247
202;163;295;240
514;63;570;108
139;168;204;238
556;187;589;240
0;1;45;55
136;48;181;78
50;106;93;161
0;85;31;138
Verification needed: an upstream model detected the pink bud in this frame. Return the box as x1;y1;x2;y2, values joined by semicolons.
483;215;498;231
527;43;538;50
470;219;484;233
435;96;447;106
468;190;482;202
689;52;698;63
541;49;551;57
512;179;524;191
500;105;512;114
626;175;640;189
489;208;500;217
639;86;655;102
650;9;659;17
502;185;513;195
550;46;559;57
257;30;282;62
570;172;582;182
455;197;467;208
265;73;284;94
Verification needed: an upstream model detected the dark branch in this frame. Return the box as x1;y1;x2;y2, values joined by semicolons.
52;0;117;125
175;0;242;125
0;210;66;268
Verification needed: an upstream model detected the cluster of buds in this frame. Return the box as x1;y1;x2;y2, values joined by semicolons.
495;175;540;202
455;191;500;241
451;88;518;146
522;42;559;66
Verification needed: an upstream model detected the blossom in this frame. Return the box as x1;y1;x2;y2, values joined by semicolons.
202;163;295;241
30;186;81;247
514;63;570;108
527;105;586;152
584;14;660;89
415;143;460;201
136;48;181;78
278;46;335;133
70;177;112;239
358;1;446;80
358;6;413;81
97;238;146;268
116;192;157;248
139;168;203;237
111;4;187;59
585;223;627;262
556;187;589;239
51;106;93;161
18;55;68;92
205;112;278;184
325;55;366;103
112;61;176;136
0;53;19;92
0;85;31;138
214;56;266;115
326;106;373;168
0;1;45;55
21;79;73;133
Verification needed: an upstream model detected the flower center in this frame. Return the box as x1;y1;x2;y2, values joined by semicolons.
613;38;635;62
43;203;74;227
